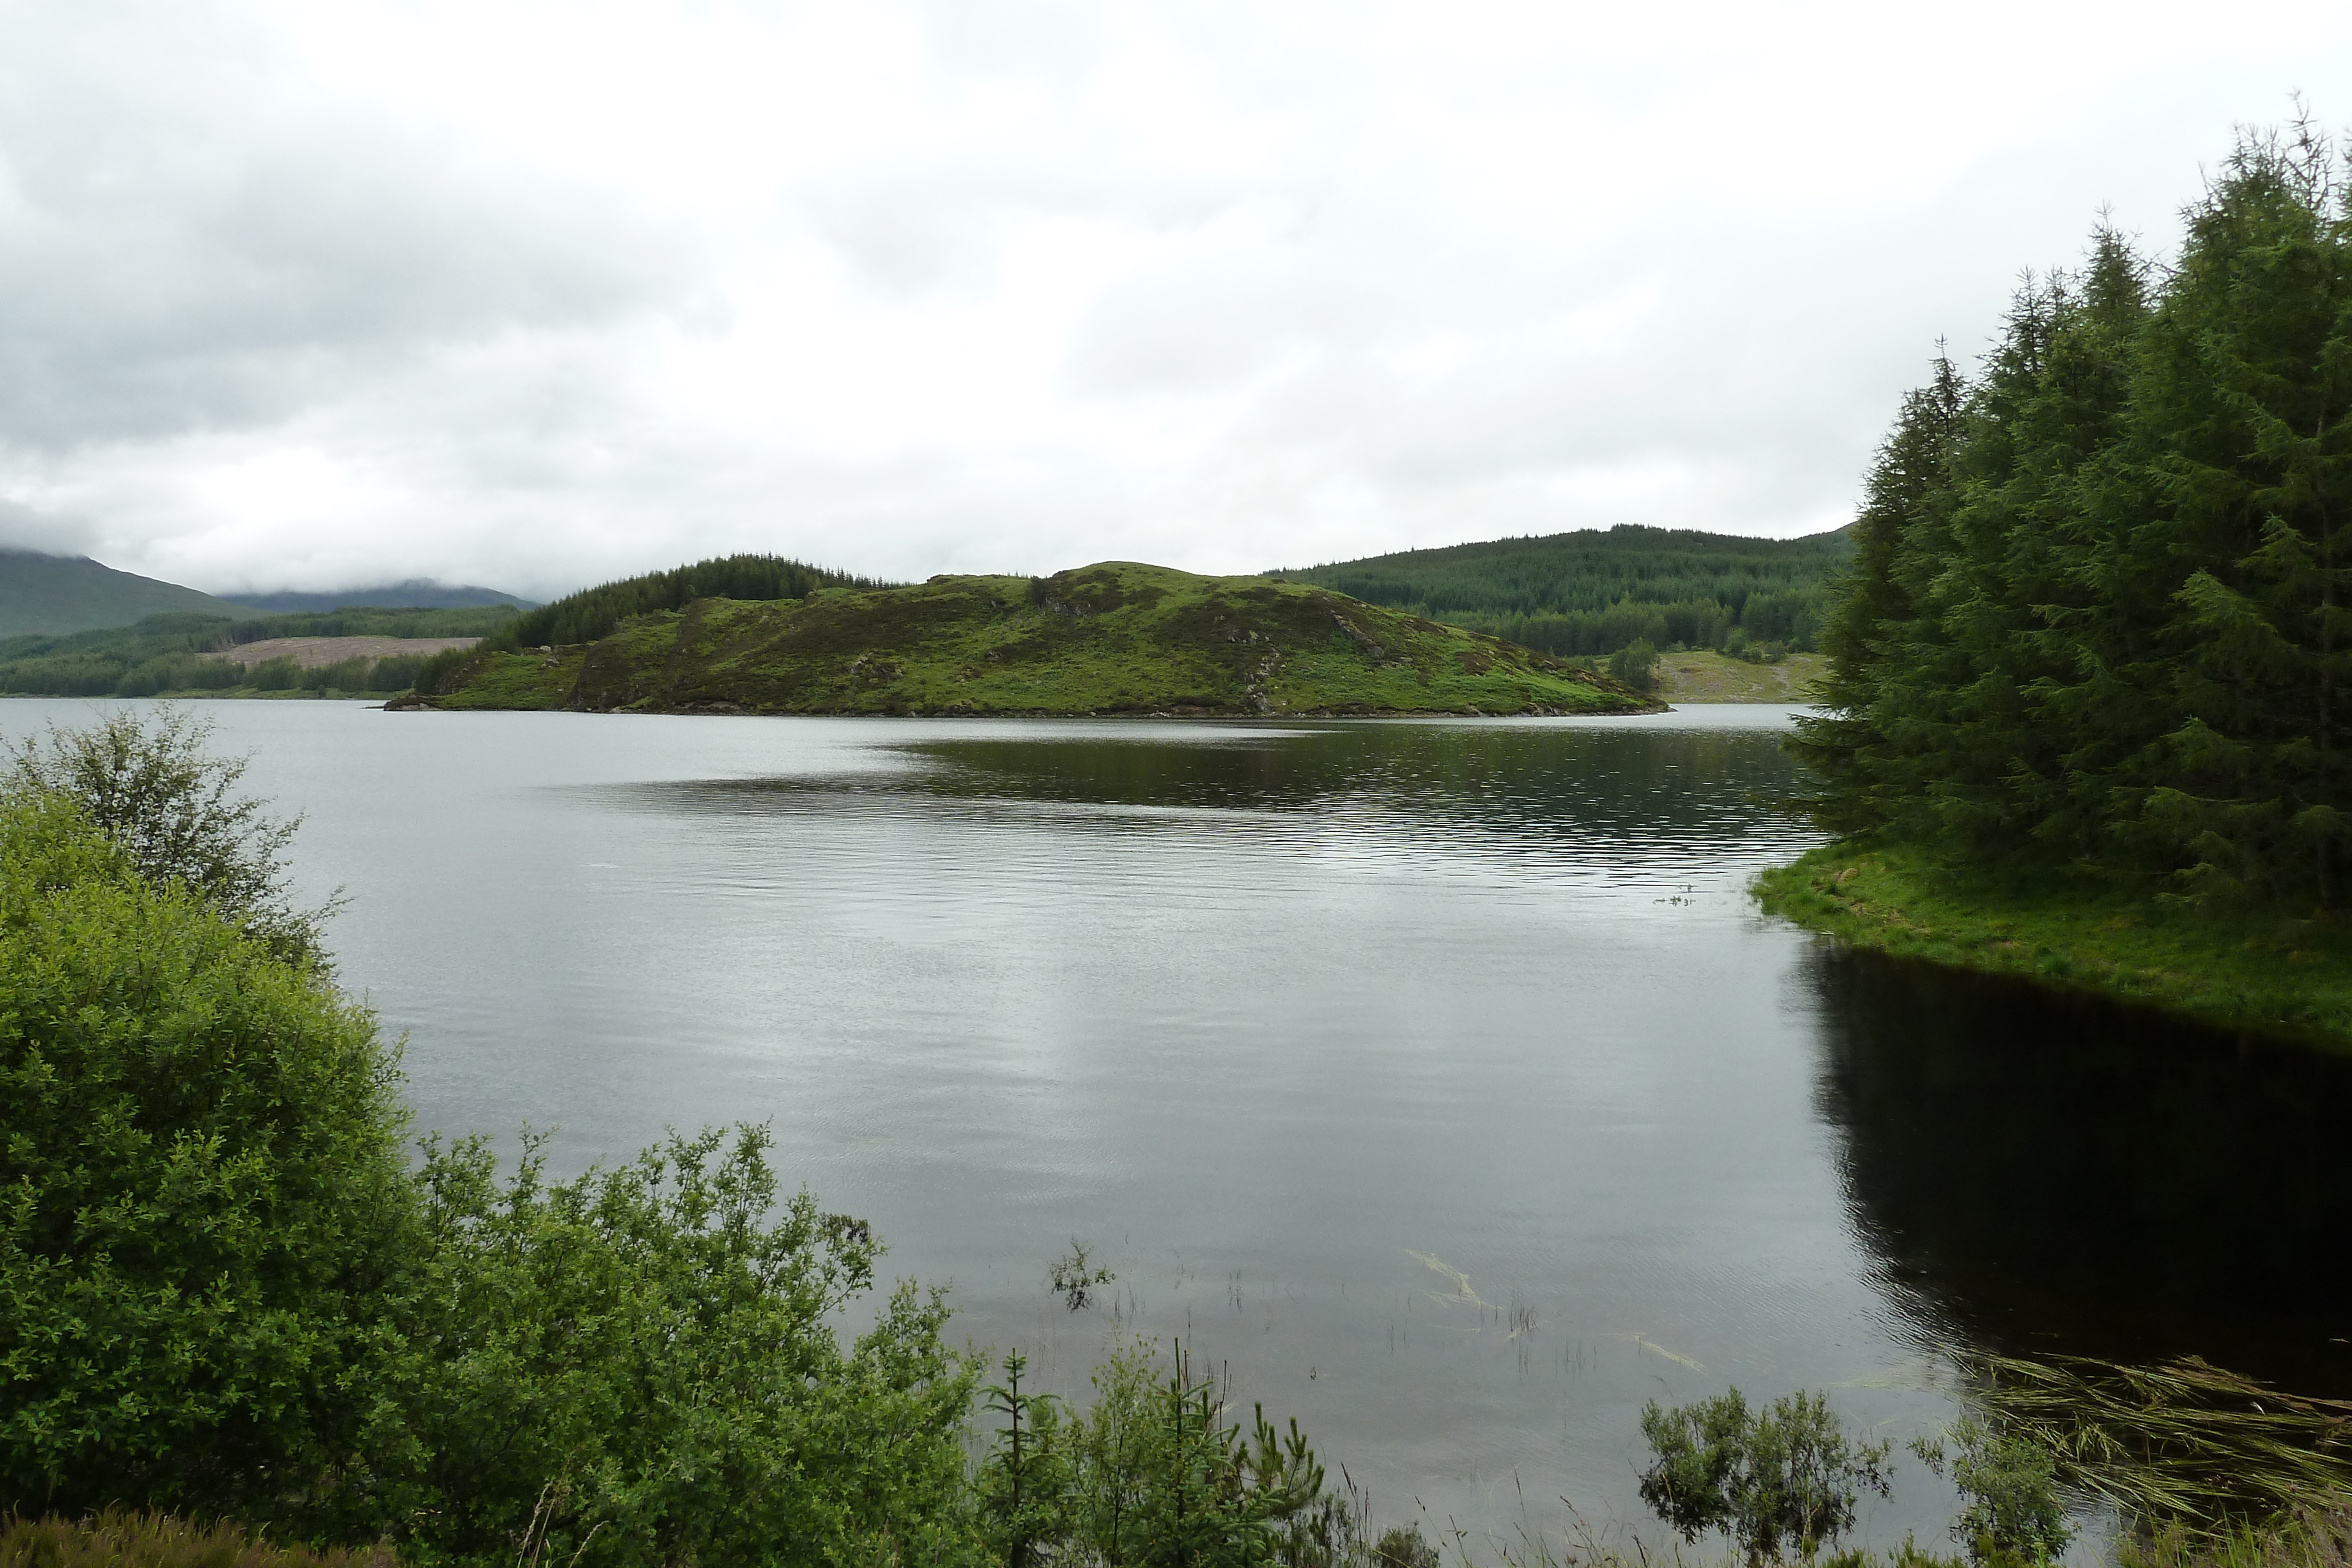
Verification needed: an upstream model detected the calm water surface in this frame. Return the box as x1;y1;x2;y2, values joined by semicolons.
8;700;2350;1548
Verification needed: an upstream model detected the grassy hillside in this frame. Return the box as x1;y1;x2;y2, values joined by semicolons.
0;606;519;697
1269;524;1850;658
1652;648;1827;703
406;560;1660;717
0;549;251;636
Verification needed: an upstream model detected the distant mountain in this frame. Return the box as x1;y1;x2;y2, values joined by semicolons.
223;580;537;613
0;549;252;638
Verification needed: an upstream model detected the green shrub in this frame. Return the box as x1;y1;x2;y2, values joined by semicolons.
1609;637;1661;691
977;1353;1071;1567
974;1337;1333;1567
0;793;416;1522
0;778;984;1557
2;711;333;963
382;1127;981;1568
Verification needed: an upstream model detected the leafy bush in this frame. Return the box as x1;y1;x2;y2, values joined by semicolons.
975;1338;1335;1567
0;791;416;1521
1609;637;1661;691
1638;1389;1893;1562
2;711;333;962
383;1128;981;1568
0;717;987;1564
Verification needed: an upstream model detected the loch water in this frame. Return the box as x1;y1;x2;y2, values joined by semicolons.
9;700;2350;1547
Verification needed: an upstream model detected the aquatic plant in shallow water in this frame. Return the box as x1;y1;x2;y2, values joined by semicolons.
1959;1354;2352;1524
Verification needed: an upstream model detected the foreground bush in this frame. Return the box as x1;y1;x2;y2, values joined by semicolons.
3;711;333;964
977;1342;1335;1566
0;791;416;1521
0;719;983;1562
384;1129;981;1567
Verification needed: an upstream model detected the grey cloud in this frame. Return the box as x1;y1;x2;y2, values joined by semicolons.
1063;212;1398;393
0;500;96;557
801;173;1017;297
4;1;2340;601
0;3;691;447
801;155;1254;299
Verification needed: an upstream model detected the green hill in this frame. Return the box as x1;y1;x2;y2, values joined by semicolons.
0;549;252;637
402;560;1659;717
1269;524;1851;658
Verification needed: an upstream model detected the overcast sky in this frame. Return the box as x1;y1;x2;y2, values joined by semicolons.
1;1;2347;599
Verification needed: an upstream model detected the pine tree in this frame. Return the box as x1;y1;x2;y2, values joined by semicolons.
2086;125;2352;902
1790;354;1966;833
1796;118;2351;910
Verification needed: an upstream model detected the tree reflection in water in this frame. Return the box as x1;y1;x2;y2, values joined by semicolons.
1806;945;2352;1398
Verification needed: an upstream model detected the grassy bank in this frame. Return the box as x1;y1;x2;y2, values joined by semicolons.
1652;649;1824;703
1755;844;2352;1049
15;1496;2351;1568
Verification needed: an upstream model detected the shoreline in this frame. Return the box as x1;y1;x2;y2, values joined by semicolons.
1754;842;2352;1053
379;697;1670;717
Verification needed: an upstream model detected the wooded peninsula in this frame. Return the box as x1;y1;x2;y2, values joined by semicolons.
1759;125;2352;1048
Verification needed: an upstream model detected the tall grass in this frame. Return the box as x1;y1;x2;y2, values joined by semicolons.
0;1514;393;1568
2116;1507;2352;1568
1960;1356;2352;1523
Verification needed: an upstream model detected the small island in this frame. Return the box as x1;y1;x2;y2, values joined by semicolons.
395;559;1662;718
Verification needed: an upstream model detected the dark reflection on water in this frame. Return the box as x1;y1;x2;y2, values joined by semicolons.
1809;946;2352;1394
607;723;1799;854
